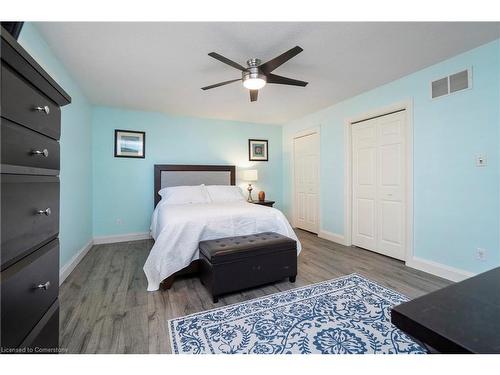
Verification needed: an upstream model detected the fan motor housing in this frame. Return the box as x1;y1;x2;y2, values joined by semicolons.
243;59;266;84
242;69;266;82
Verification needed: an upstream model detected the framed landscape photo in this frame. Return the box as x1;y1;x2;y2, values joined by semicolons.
248;139;269;161
114;130;145;158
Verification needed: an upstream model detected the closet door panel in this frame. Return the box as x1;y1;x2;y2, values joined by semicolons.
293;133;320;233
352;120;377;251
352;111;406;260
377;112;406;260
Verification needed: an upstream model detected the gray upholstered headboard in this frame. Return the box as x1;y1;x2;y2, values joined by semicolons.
154;164;236;207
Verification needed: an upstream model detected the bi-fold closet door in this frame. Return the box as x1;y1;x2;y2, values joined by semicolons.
293;132;320;234
352;111;406;260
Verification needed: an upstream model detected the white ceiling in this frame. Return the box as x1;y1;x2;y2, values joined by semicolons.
34;22;500;125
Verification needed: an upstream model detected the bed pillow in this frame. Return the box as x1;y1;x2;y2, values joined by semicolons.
206;185;246;203
158;185;210;205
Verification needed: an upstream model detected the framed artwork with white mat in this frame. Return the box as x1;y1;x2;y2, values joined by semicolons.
114;129;146;158
249;139;268;161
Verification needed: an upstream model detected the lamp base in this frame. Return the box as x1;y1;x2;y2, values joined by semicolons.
247;184;254;202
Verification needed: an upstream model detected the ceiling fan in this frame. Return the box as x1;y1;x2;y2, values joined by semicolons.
201;46;308;102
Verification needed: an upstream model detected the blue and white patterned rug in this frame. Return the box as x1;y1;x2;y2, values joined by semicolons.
168;274;424;354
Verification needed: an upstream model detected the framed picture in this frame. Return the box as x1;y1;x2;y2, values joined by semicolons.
114;130;146;158
248;139;268;161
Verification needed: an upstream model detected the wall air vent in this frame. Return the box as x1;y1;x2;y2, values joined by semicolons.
431;77;449;98
431;68;471;99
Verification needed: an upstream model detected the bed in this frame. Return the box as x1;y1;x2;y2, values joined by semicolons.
143;164;301;291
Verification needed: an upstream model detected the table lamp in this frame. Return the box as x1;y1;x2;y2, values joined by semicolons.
242;169;258;202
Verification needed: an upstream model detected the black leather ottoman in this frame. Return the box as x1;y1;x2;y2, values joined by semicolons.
199;232;297;303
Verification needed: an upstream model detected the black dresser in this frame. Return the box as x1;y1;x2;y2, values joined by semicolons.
1;26;71;353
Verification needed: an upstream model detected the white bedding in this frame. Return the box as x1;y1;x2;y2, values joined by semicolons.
144;201;301;291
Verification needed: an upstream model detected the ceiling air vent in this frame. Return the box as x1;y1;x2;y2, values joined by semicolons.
431;68;471;99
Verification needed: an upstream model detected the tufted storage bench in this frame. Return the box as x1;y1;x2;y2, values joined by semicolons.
199;232;297;303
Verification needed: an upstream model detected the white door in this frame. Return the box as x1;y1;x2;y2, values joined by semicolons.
352;111;406;260
352;119;378;251
293;132;320;233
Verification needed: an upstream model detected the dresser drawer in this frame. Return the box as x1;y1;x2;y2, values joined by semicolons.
19;300;60;353
1;239;59;348
1;175;59;269
1;117;60;175
1;64;61;140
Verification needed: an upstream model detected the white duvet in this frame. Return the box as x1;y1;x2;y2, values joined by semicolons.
144;202;301;291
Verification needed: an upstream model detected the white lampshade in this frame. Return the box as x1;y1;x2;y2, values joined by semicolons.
242;169;258;182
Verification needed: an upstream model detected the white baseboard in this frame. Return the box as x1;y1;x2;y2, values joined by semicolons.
405;256;475;282
59;239;93;285
93;232;151;245
59;232;152;284
318;230;347;246
315;231;475;282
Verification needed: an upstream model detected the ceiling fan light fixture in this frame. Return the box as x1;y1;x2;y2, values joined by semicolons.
242;68;267;90
243;77;266;90
202;47;307;102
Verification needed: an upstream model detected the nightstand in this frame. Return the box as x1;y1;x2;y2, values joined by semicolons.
251;200;275;207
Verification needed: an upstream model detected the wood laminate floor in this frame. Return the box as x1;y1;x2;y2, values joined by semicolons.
59;229;450;353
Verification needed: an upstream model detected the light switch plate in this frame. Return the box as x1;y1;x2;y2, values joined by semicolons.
475;248;487;261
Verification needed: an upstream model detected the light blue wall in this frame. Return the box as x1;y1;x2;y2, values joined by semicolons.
283;39;500;274
18;24;94;268
92;107;282;237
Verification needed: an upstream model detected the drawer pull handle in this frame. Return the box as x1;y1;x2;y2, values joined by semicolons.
31;149;49;157
36;208;52;216
35;105;50;115
36;281;51;291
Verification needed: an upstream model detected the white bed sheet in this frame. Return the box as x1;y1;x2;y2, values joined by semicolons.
144;202;301;291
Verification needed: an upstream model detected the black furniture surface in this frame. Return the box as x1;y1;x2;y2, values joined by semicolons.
391;267;500;354
199;232;297;303
0;22;24;40
251;200;275;207
1;26;71;353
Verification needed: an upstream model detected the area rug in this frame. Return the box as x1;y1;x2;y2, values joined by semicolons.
168;274;424;354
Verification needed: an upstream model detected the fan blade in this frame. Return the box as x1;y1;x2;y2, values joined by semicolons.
208;52;246;71
267;73;308;87
250;90;258;102
201;79;241;90
259;46;303;74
